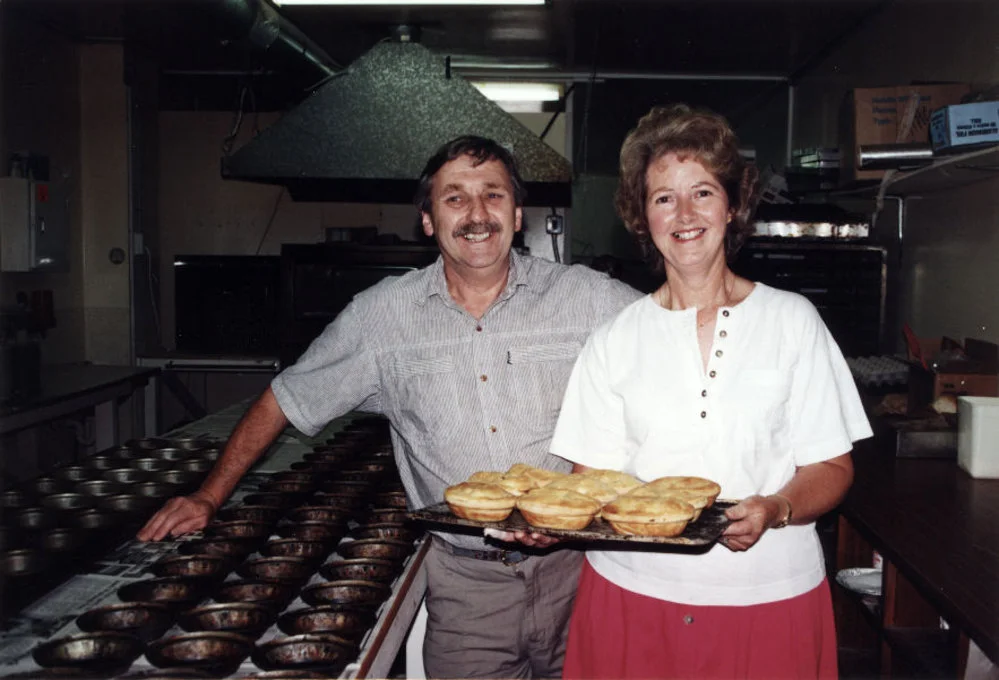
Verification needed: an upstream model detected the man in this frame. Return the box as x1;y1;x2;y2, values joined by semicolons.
138;135;641;678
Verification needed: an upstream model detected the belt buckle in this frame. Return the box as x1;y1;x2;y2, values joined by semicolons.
500;550;523;567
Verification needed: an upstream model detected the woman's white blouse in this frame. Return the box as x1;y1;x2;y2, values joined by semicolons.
550;283;872;606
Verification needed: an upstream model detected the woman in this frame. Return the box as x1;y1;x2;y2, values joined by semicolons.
548;104;872;679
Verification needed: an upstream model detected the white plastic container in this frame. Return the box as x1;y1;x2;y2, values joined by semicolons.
957;396;999;478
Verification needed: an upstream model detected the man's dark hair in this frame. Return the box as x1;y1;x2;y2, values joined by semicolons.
414;136;527;213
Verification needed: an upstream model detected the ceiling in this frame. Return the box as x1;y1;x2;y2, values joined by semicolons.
10;0;896;110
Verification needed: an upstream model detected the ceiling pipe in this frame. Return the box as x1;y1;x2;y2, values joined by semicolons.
208;0;339;84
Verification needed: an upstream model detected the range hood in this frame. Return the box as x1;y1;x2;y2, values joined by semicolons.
222;40;573;206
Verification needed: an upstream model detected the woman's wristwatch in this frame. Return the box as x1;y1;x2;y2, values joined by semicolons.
769;494;793;529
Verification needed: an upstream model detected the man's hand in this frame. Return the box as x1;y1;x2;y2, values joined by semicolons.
484;527;561;549
136;491;217;542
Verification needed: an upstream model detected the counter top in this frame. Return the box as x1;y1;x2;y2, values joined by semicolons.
844;437;999;663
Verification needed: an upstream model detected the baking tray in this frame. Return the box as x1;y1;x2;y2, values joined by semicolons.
409;500;735;547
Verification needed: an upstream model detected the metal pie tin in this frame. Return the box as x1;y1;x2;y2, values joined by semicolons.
319;558;399;584
309;493;366;511
177;458;213;474
300;579;391;609
372;490;408;509
130;457;171;473
149;447;191;463
33;527;84;553
54;465;95;484
32;632;143;672
133;481;175;499
259;480;315;495
151;554;229;581
203;520;272;541
1;548;48;577
213;579;297;610
75;479;123;498
76;602;174;642
41;492;96;512
284;506;350;525
103;467;152;485
170;437;217;451
13;507;58;531
125;437;171;451
351;523;420;543
28;476;65;496
178;537;258;561
217;505;284;525
365;508;410;524
276;521;344;544
237;556;314;583
251;633;355;673
336;538;413;562
317;480;371;496
145;631;253;674
100;493;158;515
82;455;117;471
271;471;314;484
260;539;331;562
118;576;207;609
242;492;296;508
177;602;275;639
71;509;120;532
277;605;374;640
152;470;200;489
1;489;33;510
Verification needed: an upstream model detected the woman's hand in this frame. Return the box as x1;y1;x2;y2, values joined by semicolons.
719;494;783;551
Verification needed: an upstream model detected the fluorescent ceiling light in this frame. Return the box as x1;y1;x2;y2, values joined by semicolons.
275;1;544;5
472;81;562;102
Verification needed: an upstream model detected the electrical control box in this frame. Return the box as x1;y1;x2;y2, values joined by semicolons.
0;177;69;272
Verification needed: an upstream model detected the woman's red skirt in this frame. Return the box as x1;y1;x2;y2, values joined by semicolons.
563;559;838;679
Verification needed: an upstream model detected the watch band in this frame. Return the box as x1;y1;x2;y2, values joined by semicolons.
770;493;793;529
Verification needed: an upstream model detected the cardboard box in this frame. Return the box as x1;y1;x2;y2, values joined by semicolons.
907;336;998;415
929;101;999;153
840;84;970;183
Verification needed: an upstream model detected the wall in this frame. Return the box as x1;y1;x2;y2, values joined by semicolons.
79;44;130;364
794;0;999;350
0;11;84;364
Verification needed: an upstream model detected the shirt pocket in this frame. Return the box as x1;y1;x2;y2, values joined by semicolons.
725;368;791;443
507;341;583;437
385;354;458;438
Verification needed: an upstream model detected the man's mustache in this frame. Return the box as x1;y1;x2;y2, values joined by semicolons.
452;221;501;239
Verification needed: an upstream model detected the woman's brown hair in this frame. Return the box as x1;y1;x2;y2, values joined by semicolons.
615;104;759;270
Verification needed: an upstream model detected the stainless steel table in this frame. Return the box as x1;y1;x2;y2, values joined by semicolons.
0;364;158;449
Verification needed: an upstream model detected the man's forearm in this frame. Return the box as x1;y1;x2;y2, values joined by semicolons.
197;387;289;509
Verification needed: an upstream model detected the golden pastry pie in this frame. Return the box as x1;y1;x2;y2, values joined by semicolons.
545;474;619;505
626;486;711;521
468;471;505;485
638;476;722;507
515;487;602;530
496;475;535;496
578;468;644;495
506;463;535;477
444;482;516;522
601;495;695;537
519;466;567;488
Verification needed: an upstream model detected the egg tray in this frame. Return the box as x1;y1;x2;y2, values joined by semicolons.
410;500;736;547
